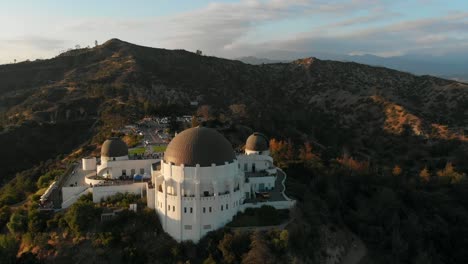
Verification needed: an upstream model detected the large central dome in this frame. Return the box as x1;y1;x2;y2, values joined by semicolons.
164;127;235;167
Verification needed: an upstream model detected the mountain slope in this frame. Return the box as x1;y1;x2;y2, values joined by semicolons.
0;38;467;183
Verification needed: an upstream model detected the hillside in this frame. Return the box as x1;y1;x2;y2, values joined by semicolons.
0;39;467;184
1;39;468;264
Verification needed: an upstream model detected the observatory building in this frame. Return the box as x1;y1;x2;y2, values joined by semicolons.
148;127;294;242
62;126;294;242
83;137;158;180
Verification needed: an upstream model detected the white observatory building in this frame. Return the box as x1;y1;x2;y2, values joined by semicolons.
61;126;294;242
148;127;294;242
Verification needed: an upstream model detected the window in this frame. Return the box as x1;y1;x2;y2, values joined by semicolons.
184;225;192;230
184;207;187;213
190;207;193;213
221;205;223;211
203;224;212;230
173;206;175;212
209;207;212;212
167;205;170;210
140;168;144;174
226;204;228;210
203;207;206;213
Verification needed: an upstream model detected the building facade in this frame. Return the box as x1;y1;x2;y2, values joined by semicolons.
62;127;294;242
147;127;292;242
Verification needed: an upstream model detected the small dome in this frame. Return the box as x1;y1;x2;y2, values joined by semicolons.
101;137;128;157
245;132;269;151
164;127;235;167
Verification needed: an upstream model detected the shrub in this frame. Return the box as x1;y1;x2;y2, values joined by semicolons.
0;234;19;264
36;169;63;189
64;200;101;236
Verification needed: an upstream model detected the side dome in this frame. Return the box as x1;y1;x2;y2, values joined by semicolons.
164;127;235;167
101;137;128;157
245;132;269;151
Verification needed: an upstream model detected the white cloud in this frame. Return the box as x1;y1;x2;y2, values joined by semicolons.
0;1;468;64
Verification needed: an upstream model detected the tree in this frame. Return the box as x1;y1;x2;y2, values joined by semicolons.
168;115;180;133
0;206;11;228
37;170;63;189
437;162;464;184
336;156;369;173
28;207;46;233
269;138;292;167
218;233;236;263
299;142;323;170
0;234;19;264
392;165;402;177
419;167;431;182
7;212;27;235
242;231;275;264
191;115;199;128
229;104;248;119
65;200;100;236
95;40;98;47
203;254;216;264
197;105;213;120
143;101;151;114
218;231;250;264
196;49;203;55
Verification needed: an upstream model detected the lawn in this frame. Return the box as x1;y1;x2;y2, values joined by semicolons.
227;206;289;227
152;145;167;152
129;147;146;155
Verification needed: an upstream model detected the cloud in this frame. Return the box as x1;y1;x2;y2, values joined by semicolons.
1;0;468;64
221;9;468;58
3;36;65;50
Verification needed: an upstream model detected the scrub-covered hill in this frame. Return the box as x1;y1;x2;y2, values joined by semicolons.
0;38;467;184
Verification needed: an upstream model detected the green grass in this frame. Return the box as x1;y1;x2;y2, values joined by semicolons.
227;206;289;227
152;145;167;152
129;147;146;155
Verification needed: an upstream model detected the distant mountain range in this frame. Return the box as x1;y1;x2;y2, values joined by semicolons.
236;52;468;82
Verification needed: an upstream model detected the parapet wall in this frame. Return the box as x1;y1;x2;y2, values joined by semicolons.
92;183;147;203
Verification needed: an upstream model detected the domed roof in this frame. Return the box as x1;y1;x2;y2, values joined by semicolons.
101;137;128;157
245;132;269;151
164;127;235;167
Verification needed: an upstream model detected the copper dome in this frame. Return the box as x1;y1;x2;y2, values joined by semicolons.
101;137;128;157
245;132;269;151
164;127;235;167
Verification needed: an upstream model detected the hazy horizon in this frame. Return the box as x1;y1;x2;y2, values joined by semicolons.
1;0;468;65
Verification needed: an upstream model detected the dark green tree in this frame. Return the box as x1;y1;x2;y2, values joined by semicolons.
0;234;19;264
64;200;101;236
7;211;27;235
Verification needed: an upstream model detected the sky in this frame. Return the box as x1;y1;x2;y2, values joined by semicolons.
0;0;468;64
